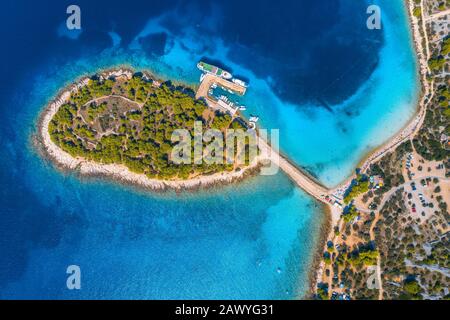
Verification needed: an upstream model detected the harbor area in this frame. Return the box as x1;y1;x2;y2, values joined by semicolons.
195;62;253;126
196;73;246;101
194;61;330;203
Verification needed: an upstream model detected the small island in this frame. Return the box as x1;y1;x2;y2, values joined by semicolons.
39;69;260;189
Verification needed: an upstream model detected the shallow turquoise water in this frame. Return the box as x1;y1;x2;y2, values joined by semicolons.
223;0;420;186
2;157;323;298
0;0;418;299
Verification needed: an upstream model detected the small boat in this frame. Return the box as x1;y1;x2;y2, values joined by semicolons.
232;78;248;87
197;61;233;79
239;106;247;111
249;116;259;122
219;95;228;102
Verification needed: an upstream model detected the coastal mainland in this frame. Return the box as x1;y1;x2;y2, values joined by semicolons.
312;0;449;300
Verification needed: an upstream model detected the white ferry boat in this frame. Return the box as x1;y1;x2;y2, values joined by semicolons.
232;78;248;88
197;61;232;79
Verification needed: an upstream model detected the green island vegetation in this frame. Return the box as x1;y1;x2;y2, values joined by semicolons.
323;253;331;265
428;56;446;71
428;36;450;71
342;204;359;223
316;285;329;300
347;247;379;267
367;141;412;207
48;72;251;180
413;7;422;18
402;279;422;299
317;241;380;300
441;37;450;56
414;85;450;163
343;174;370;204
323;241;378;268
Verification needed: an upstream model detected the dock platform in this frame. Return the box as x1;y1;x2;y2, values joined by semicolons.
195;73;246;100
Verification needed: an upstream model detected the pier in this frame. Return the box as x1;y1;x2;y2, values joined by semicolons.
196;73;246;100
257;138;330;203
195;70;331;204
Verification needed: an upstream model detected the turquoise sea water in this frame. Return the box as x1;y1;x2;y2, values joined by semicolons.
0;0;418;299
216;0;420;187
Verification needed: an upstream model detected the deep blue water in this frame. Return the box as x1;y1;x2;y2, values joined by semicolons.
0;0;417;298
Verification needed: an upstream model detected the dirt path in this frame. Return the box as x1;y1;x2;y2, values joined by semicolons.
368;210;383;299
377;176;450;211
424;9;450;21
83;94;144;109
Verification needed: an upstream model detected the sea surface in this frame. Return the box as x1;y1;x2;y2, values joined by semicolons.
0;0;418;299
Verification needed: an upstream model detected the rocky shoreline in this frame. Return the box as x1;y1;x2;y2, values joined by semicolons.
36;68;263;192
